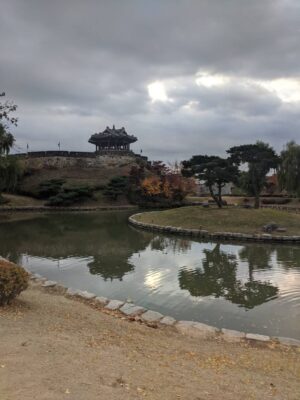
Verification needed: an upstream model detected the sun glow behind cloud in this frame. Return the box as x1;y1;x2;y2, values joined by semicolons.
258;78;300;103
148;81;168;102
196;72;229;88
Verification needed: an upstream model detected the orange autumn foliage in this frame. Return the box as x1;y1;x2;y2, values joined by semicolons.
141;174;196;201
141;176;162;196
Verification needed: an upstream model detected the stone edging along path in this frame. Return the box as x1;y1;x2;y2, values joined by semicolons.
25;270;300;349
128;213;300;244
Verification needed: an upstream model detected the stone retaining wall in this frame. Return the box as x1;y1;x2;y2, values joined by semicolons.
25;269;300;349
14;150;148;159
128;213;300;244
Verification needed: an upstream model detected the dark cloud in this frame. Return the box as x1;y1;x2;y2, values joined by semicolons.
1;0;300;160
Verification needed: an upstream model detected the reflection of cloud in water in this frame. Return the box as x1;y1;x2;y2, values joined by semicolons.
144;270;166;290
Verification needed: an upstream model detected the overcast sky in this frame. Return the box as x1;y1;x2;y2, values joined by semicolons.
1;0;300;161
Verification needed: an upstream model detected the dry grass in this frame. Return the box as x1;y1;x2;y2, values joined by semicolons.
0;283;299;400
0;194;44;207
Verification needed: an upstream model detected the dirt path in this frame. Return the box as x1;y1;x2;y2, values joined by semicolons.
0;284;299;400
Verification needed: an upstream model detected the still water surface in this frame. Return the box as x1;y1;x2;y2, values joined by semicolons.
1;211;299;339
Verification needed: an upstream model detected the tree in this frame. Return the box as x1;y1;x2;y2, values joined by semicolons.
227;142;279;208
182;155;239;208
0;124;14;155
163;173;196;202
278;141;300;196
0;156;21;196
0;93;19;201
140;173;195;204
128;162;194;206
103;176;128;201
149;161;170;177
141;176;162;197
0;92;17;155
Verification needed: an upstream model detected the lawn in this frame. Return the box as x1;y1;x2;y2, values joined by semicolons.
134;206;300;235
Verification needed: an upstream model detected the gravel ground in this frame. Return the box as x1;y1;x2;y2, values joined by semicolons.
0;283;299;400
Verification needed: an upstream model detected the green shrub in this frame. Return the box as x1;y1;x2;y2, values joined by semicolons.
45;185;93;206
103;176;128;200
38;179;65;199
0;259;29;305
93;184;105;191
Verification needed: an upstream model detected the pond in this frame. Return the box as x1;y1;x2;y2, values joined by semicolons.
0;211;299;339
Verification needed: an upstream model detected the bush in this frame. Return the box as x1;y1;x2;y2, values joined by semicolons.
0;259;29;305
103;176;128;200
46;185;93;206
93;184;105;191
261;198;291;205
0;195;9;205
38;179;65;199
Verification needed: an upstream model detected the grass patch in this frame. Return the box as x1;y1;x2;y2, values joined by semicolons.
134;206;300;235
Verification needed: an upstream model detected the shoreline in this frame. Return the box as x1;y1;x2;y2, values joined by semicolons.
25;267;300;347
129;212;300;244
0;205;138;213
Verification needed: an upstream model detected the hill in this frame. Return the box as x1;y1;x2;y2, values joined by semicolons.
15;151;147;198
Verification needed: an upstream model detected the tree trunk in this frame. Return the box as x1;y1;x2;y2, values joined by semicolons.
254;194;260;209
209;185;222;208
251;167;260;209
217;183;223;207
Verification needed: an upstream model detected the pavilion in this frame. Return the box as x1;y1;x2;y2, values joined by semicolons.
88;125;137;152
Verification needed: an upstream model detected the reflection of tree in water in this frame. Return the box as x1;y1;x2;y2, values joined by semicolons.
179;244;237;298
87;255;134;281
239;243;300;272
238;245;274;281
239;245;274;269
227;281;278;309
276;246;300;269
150;236;191;253
90;234;192;280
179;243;278;309
0;212;151;281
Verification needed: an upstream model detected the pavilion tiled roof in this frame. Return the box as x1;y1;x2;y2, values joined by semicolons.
89;125;137;144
